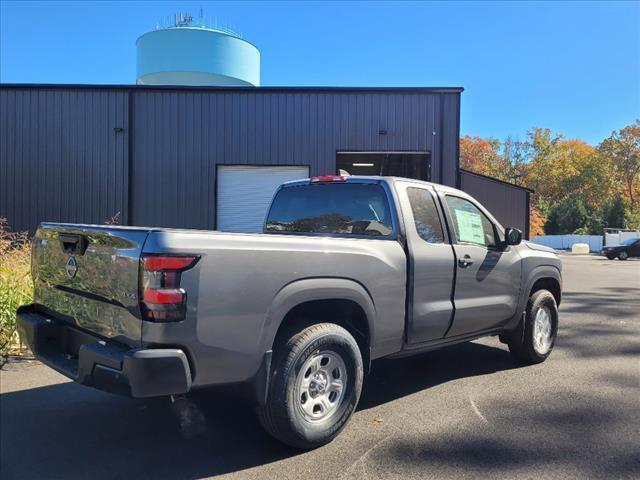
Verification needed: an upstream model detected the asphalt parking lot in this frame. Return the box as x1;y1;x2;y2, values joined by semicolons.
1;254;639;480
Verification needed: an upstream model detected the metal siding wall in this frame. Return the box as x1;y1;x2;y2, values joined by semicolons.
459;171;529;236
0;88;129;233
1;87;460;232
131;90;454;229
440;93;460;187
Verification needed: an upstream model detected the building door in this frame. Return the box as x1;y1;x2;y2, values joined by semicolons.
216;165;310;232
336;152;431;181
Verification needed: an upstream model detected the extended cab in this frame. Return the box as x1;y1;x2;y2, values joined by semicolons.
17;176;562;448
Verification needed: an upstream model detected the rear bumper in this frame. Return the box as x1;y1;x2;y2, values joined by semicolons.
16;304;192;398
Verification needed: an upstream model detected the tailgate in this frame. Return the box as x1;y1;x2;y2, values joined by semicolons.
31;223;151;347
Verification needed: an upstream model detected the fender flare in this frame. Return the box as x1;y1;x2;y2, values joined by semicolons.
503;265;562;332
259;277;376;354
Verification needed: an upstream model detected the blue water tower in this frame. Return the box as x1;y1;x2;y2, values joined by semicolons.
136;13;260;86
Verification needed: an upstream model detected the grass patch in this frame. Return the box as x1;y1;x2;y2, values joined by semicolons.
0;218;32;359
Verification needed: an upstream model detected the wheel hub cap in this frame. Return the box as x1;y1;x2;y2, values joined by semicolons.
296;350;347;422
309;371;328;397
533;306;553;355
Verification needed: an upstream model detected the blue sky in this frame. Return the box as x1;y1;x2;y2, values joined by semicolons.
1;1;638;145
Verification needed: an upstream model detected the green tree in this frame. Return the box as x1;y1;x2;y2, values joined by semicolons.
624;204;640;230
528;127;564;159
601;195;625;229
545;195;599;234
502;136;531;185
599;120;640;204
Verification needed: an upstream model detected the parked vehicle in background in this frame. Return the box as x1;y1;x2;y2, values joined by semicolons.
601;238;640;260
17;175;562;449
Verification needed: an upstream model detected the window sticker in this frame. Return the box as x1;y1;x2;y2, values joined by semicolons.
455;209;485;244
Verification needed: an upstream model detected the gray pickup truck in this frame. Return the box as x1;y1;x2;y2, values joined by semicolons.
17;175;561;448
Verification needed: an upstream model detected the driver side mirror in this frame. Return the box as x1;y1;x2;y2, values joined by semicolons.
505;227;523;246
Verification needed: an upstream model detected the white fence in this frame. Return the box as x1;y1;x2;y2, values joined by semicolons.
531;232;640;252
530;235;603;252
604;231;640;247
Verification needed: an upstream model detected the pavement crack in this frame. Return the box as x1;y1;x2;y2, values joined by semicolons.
469;396;489;424
341;431;396;479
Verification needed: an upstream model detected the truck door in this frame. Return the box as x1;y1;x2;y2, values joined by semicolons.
441;194;521;337
397;183;456;344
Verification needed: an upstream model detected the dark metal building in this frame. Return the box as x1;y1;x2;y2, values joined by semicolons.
459;169;532;238
0;84;530;236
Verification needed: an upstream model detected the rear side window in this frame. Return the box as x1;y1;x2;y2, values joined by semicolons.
265;183;393;236
407;188;445;243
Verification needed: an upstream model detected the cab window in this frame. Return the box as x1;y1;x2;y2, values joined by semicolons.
265;183;393;236
445;195;497;247
407;188;445;243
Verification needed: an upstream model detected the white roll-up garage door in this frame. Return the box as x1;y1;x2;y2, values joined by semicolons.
216;165;310;232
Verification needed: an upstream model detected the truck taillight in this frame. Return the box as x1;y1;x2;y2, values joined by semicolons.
140;255;199;322
310;175;347;183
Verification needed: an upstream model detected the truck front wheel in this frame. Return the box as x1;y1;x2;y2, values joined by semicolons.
257;323;363;449
508;289;558;364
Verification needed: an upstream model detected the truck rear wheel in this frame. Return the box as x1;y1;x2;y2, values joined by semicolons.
508;289;558;364
257;323;363;449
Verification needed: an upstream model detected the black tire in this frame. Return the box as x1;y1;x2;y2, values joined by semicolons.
606;254;616;260
257;323;364;449
618;251;629;260
508;289;558;364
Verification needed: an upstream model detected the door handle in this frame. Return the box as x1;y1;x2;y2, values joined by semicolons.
458;255;474;268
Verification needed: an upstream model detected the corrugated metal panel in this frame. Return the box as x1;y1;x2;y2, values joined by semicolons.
216;165;309;232
130;90;459;229
459;170;530;238
0;88;129;233
1;86;461;232
441;93;460;187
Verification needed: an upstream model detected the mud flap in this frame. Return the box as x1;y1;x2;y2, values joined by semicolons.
252;350;272;406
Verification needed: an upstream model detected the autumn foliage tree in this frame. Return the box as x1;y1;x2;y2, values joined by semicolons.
529;207;546;237
526;139;613;210
459;120;640;235
459;136;507;178
599;121;640;205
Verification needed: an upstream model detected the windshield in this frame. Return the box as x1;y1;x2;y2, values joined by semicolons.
265;183;393;236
